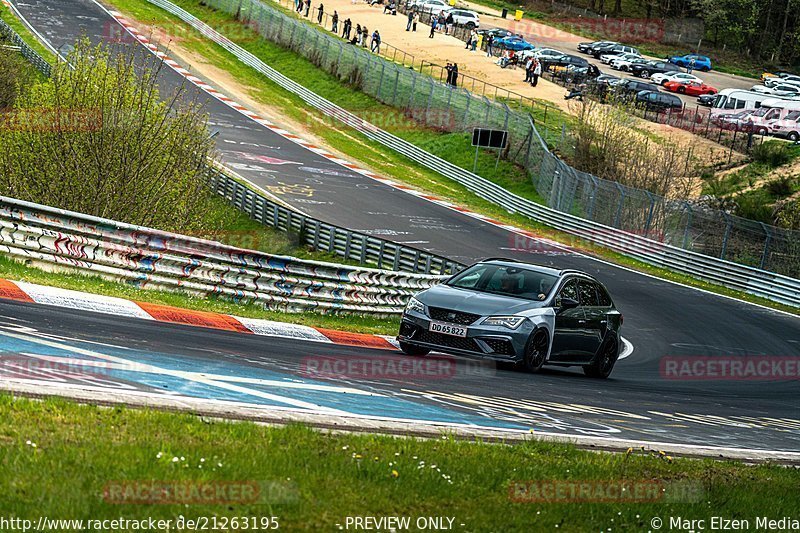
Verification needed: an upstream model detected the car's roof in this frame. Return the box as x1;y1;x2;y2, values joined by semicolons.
480;258;591;279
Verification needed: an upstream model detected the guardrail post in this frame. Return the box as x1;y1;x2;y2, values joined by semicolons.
392;248;400;270
720;212;732;260
359;235;368;265
759;222;772;270
377;241;385;269
313;220;321;250
613;183;626;229
328;228;336;253
424;255;432;274
344;232;353;259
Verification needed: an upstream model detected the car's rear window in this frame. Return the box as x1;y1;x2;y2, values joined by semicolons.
447;264;559;301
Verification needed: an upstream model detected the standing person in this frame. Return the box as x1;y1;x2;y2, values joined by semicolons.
464;31;472;49
486;33;494;57
355;23;362;44
429;16;437;38
687;57;696;74
362;26;369;47
304;0;310;17
345;18;352;40
406;9;414;31
445;11;454;35
331;10;338;32
371;29;381;53
412;10;419;32
451;63;459;87
532;58;541;87
317;3;324;24
470;30;478;51
296;0;304;13
524;56;533;82
445;62;453;85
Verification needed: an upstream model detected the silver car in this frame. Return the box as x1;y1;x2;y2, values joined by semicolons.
397;259;623;378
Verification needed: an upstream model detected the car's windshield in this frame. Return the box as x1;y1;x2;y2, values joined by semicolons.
446;263;559;301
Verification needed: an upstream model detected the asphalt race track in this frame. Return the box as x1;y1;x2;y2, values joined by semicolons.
5;0;800;452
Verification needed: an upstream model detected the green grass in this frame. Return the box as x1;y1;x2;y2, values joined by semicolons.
0;4;56;61
1;394;798;529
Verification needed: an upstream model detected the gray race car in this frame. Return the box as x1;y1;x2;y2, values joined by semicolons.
397;259;623;378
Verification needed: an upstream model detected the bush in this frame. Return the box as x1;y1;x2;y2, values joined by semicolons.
766;176;795;198
751;141;792;167
0;39;215;231
0;48;34;108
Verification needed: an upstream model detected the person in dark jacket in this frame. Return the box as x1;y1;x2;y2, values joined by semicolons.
317;3;324;24
331;11;338;32
450;63;459;87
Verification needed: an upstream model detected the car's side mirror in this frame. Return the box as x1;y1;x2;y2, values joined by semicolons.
557;297;580;313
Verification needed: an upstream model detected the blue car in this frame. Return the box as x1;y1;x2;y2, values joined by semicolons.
496;35;535;52
669;54;712;72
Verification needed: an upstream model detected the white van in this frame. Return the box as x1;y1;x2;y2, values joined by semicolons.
746;98;800;135
710;89;769;118
769;109;800;141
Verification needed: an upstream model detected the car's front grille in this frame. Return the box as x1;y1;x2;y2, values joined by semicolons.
481;338;516;356
428;307;482;325
416;331;481;353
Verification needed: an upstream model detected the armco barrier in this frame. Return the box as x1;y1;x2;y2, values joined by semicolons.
0;195;444;315
140;0;800;308
0;16;51;76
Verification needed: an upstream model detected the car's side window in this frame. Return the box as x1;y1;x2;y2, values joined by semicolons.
554;279;578;307
578;280;599;307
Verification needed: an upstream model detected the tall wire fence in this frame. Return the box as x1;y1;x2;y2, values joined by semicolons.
204;0;799;278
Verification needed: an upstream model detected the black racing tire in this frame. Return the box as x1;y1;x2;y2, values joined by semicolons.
522;329;549;373
640;69;650;77
788;131;800;142
583;335;619;379
399;341;430;356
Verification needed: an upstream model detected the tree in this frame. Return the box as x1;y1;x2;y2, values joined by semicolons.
0;39;216;231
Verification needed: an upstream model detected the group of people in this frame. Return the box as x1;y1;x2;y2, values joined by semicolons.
338;18;381;52
523;56;542;87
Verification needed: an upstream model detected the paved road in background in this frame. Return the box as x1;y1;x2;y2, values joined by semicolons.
6;0;800;451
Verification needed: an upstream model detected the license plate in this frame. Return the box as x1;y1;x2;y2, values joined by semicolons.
429;321;467;337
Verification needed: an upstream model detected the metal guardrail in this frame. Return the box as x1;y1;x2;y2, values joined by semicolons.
142;0;800;307
207;168;463;275
0;16;51;76
0;195;445;315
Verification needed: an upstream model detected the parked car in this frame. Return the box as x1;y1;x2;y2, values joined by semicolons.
443;8;480;28
664;80;718;96
651;71;702;86
496;35;536;51
478;28;515;39
577;40;616;54
413;0;449;14
770;110;800;141
697;93;717;106
614;79;660;99
630;60;680;78
593;43;638;60
635;90;684;112
764;74;800;88
751;83;800;97
669;54;712;71
518;47;562;62
397;259;624;378
761;71;798;83
540;53;589;71
745;98;800;135
610;55;649;72
714;109;756;132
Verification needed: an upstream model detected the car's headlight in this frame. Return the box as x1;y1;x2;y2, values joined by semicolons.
405;297;426;315
481;316;526;329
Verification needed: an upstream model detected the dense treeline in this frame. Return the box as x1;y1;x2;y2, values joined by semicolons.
0;40;217;230
544;0;799;67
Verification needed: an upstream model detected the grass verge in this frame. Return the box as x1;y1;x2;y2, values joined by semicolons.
101;0;799;316
0;3;56;61
1;394;799;529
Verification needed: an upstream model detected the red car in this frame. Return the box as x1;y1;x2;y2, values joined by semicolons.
663;80;718;96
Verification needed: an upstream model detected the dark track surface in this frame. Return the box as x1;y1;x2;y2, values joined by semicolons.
5;0;800;451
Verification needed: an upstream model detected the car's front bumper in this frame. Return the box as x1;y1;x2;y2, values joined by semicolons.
397;311;533;362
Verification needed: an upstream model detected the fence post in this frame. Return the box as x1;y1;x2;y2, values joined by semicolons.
391;69;400;106
613;183;626;229
376;62;386;99
720;212;732;260
759;222;772;270
425;79;435;117
682;202;693;249
462;93;472;127
643;191;656;238
586;176;598;221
